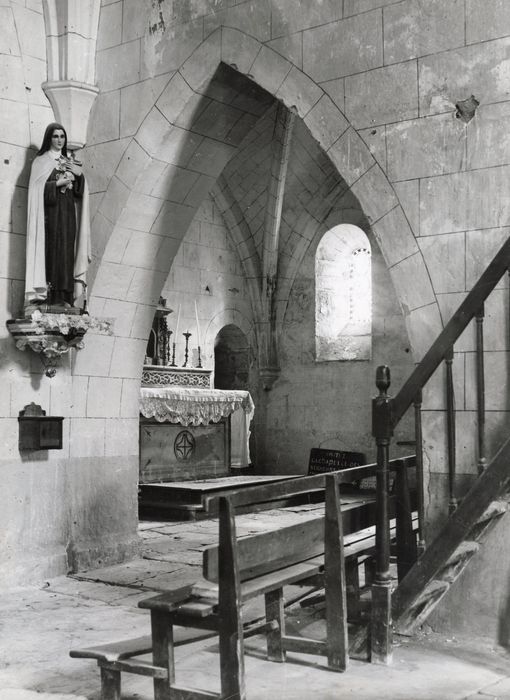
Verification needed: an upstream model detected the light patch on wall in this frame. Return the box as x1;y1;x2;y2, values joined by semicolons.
315;224;371;362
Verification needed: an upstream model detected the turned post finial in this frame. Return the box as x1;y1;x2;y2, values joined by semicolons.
373;365;393;441
375;365;391;395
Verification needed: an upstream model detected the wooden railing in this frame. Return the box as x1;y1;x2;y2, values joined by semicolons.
371;235;510;663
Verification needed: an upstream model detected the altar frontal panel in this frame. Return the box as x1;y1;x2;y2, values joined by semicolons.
139;418;230;482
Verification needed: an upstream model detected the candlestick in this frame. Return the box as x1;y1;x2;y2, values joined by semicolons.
194;300;201;347
166;329;173;365
160;317;168;365
174;303;181;338
197;345;202;368
150;328;158;362
182;331;191;367
172;303;181;368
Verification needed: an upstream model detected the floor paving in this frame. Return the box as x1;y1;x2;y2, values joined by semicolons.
2;508;510;700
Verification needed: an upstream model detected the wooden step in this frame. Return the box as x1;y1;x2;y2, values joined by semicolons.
394;580;449;636
438;540;479;580
469;499;508;540
474;499;508;525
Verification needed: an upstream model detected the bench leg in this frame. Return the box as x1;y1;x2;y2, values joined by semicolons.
219;621;244;700
264;589;285;662
364;556;375;587
325;473;349;672
346;559;361;621
100;666;121;700
151;610;174;700
218;497;245;700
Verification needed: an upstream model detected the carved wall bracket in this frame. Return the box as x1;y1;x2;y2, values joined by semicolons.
7;311;113;377
259;366;281;391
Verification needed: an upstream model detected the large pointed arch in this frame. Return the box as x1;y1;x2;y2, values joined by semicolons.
83;25;440;388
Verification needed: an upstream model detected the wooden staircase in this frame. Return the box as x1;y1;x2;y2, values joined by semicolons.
361;235;510;663
393;443;510;634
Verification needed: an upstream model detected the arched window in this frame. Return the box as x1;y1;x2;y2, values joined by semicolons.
315;224;372;361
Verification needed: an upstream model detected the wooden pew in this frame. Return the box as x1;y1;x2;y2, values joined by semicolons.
204;454;418;580
202;455;415;513
71;474;349;700
138;472;349;700
70;457;417;699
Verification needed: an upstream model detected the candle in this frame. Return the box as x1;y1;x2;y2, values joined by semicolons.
194;300;201;347
174;303;181;339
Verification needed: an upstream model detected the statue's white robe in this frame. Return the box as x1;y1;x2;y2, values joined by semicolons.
24;151;91;306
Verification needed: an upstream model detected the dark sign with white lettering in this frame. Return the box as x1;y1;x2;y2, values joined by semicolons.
308;448;366;475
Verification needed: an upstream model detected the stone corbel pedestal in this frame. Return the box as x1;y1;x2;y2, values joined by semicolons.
7;310;112;377
42;81;99;151
259;366;280;391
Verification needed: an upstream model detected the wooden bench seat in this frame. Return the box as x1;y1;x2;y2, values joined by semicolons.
70;623;220;698
70;635;154;663
71;457;418;700
133;473;350;700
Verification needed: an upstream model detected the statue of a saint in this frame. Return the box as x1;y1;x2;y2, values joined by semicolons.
24;123;91;312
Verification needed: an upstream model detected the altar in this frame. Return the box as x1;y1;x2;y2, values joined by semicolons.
139;379;254;484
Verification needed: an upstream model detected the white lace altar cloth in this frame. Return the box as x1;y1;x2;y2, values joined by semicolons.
140;387;255;465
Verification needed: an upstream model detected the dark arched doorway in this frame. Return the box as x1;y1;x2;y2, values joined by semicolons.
214;324;250;390
214;324;251;468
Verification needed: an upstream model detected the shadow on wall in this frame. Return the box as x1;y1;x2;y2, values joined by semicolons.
10;144;37;318
2;144;51;387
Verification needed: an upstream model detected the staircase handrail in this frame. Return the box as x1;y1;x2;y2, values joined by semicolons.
392;236;510;427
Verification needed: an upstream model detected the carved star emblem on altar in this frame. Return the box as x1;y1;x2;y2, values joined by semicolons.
174;430;195;461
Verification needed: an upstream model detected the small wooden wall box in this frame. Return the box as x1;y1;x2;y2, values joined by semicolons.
18;403;63;450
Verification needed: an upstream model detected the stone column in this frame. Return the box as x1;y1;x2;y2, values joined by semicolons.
42;0;101;149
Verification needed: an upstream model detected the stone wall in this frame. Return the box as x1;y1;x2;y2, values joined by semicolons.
259;220;415;473
0;2;141;587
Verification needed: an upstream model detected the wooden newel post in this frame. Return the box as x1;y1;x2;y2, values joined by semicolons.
371;365;394;665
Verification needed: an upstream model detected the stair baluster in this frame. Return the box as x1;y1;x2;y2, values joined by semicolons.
475;305;486;473
395;460;417;582
445;347;457;514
